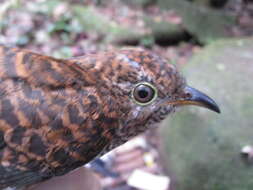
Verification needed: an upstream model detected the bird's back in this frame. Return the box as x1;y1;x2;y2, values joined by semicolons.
0;46;118;189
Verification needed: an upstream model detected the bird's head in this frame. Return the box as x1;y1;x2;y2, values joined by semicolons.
78;48;220;139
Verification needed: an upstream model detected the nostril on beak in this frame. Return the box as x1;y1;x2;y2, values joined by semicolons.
184;92;192;99
241;145;253;163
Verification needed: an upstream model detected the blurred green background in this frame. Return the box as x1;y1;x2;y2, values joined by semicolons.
1;0;253;189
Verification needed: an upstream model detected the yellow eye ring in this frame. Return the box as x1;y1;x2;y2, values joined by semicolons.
131;82;158;106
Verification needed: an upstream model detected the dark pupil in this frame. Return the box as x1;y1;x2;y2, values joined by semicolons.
134;84;155;103
138;89;149;99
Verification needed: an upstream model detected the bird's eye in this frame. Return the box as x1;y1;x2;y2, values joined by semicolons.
132;83;157;105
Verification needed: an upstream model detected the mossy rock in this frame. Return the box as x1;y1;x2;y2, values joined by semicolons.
157;0;235;43
72;6;143;43
187;0;229;8
72;5;184;45
122;0;156;7
160;38;253;190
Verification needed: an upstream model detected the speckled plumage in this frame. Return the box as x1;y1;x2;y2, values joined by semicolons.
0;46;219;189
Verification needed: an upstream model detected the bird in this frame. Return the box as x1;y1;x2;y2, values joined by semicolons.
0;45;220;189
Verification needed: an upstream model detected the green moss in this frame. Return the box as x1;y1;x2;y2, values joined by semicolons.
122;0;156;7
72;5;157;44
72;5;185;44
143;16;185;41
157;0;235;43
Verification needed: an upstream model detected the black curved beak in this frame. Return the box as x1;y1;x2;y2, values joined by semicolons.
168;86;220;113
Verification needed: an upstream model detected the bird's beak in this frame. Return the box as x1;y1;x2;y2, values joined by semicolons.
168;86;220;113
